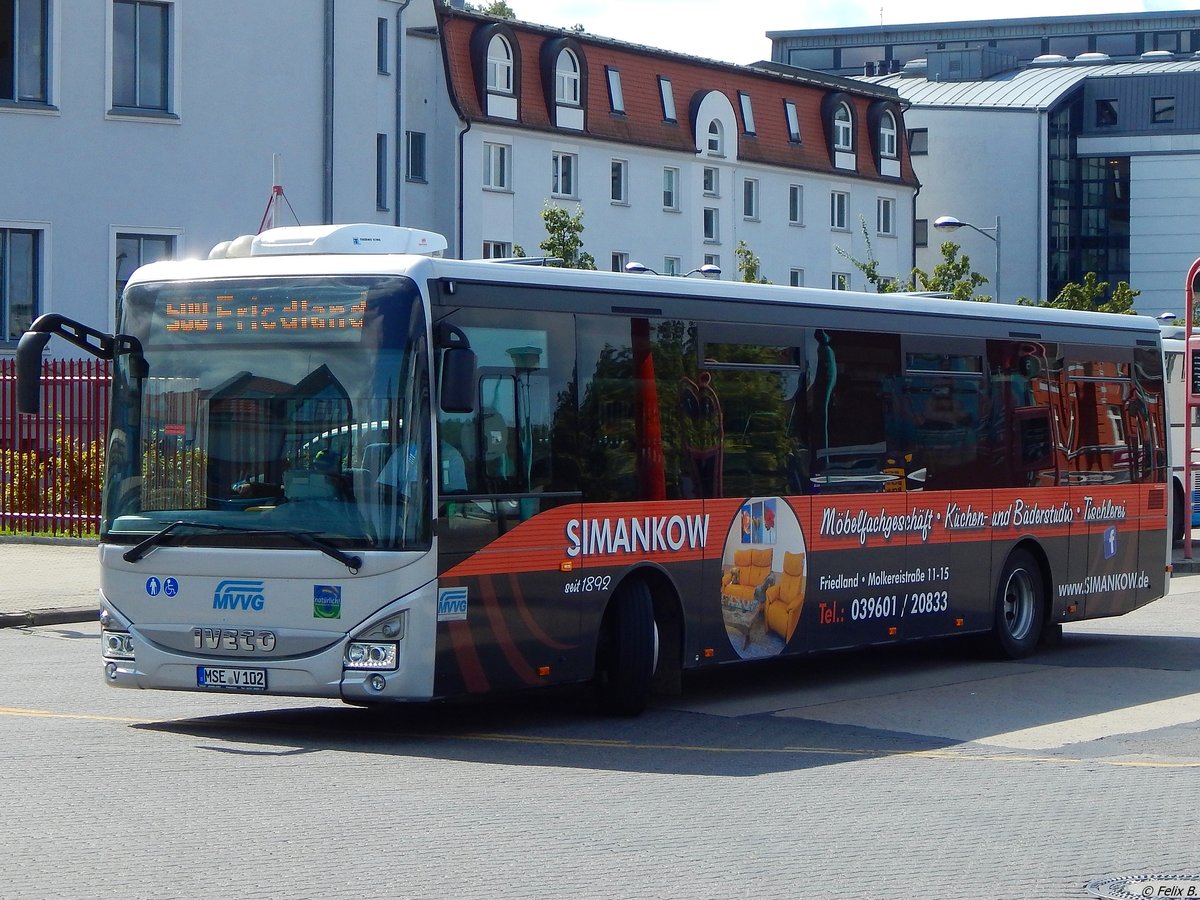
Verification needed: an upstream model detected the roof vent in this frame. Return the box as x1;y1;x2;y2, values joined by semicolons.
1073;52;1111;64
900;58;927;78
1141;49;1175;60
1030;54;1069;66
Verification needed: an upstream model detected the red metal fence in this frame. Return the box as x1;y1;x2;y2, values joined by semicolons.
0;358;111;536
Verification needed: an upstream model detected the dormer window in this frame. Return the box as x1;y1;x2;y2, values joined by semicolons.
487;35;513;94
707;119;724;155
474;24;521;119
833;102;853;150
555;49;580;105
541;38;586;130
880;110;897;158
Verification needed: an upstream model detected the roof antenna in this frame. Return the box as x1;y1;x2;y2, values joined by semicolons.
258;153;302;233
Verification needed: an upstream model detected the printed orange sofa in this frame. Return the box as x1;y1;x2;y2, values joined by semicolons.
764;550;806;644
721;549;774;604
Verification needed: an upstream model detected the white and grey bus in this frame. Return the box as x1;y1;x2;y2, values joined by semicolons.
17;224;1172;714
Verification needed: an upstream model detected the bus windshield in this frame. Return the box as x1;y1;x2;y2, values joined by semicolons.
103;274;432;551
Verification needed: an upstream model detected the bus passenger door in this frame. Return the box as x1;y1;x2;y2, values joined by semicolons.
432;311;584;696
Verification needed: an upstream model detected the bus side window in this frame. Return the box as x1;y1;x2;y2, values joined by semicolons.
808;330;901;493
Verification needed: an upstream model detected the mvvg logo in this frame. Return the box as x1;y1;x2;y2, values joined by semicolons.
437;587;468;622
213;579;266;611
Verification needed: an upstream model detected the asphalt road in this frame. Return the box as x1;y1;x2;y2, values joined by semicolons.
2;576;1199;899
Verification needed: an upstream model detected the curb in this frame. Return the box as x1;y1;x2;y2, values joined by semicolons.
0;607;99;629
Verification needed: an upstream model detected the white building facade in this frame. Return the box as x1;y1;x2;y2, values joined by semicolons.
1;0;916;358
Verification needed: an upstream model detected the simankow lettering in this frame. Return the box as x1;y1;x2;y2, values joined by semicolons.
565;514;710;558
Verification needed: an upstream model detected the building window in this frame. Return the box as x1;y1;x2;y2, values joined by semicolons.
742;178;759;220
706;119;723;155
738;92;756;135
611;158;628;203
1152;96;1176;124
3;228;38;340
377;18;389;74
113;0;170;112
908;128;928;154
1096;99;1119;127
484;142;510;190
880;111;897;158
877;197;894;235
115;232;172;318
659;76;676;122
482;240;512;259
663;166;680;210
663;256;681;276
406;131;427;182
703;166;719;196
703;253;720;271
784;100;801;143
789;185;804;225
703;207;719;242
789;268;804;287
555;49;580;106
830;190;848;229
832;272;850;291
915;218;928;248
552;151;577;197
2;0;48;102
486;35;513;93
605;66;624;114
376;133;389;210
833;102;853;150
611;251;629;273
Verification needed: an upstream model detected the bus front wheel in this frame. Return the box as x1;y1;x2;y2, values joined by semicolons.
596;580;658;716
989;549;1045;659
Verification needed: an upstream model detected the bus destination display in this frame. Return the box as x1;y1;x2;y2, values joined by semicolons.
159;295;367;335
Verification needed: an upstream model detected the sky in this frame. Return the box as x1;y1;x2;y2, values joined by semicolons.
500;0;1199;65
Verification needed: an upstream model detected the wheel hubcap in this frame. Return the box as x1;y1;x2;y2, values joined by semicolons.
1002;569;1035;640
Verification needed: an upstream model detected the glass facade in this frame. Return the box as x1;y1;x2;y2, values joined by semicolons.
1047;97;1130;302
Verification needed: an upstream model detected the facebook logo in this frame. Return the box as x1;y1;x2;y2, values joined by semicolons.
1103;526;1118;560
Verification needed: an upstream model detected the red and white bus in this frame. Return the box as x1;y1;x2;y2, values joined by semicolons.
18;224;1171;714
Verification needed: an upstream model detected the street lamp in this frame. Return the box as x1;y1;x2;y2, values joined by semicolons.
933;214;1001;302
624;261;660;275
625;261;721;277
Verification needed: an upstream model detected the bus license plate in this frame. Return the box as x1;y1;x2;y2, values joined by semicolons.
196;666;267;691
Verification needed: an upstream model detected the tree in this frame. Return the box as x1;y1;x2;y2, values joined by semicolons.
735;240;770;284
1016;271;1138;315
538;204;596;270
468;0;516;18
838;220;991;301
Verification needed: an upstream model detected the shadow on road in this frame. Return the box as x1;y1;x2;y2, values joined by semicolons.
135;628;1200;776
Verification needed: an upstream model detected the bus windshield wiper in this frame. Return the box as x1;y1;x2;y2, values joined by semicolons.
123;521;363;571
123;521;231;563
255;529;363;572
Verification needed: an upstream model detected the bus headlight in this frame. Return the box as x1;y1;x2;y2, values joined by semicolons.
102;630;135;661
344;641;398;670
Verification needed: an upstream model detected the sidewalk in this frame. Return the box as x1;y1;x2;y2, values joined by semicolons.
0;540;100;627
3;536;1200;628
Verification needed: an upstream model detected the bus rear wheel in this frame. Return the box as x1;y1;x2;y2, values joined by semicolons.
596;580;658;716
989;549;1045;659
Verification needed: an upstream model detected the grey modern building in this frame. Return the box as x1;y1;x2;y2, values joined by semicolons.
768;10;1200;78
768;12;1200;316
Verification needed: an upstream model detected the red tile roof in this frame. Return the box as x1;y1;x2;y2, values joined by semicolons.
437;7;919;186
